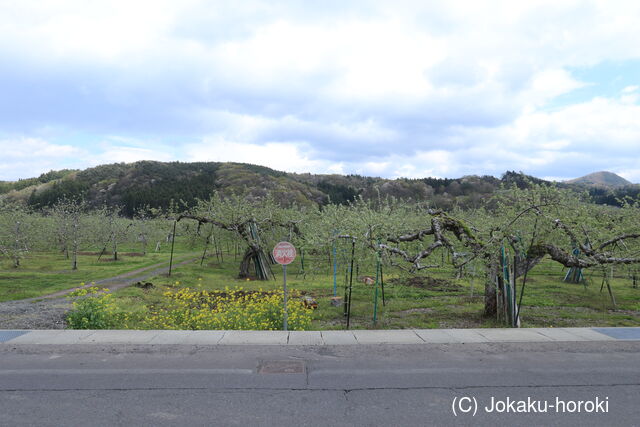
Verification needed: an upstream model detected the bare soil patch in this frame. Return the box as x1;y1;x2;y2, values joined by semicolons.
389;275;463;292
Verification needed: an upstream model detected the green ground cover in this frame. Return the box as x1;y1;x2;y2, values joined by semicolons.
0;243;197;302
2;184;638;330
108;250;640;330
3;245;638;329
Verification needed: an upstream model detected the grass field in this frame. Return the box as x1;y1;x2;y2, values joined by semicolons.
2;245;639;329
0;243;195;302
110;249;640;330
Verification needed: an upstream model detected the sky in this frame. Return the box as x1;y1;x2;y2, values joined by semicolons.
1;0;639;182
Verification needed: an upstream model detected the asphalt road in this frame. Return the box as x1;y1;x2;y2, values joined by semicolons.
1;341;639;426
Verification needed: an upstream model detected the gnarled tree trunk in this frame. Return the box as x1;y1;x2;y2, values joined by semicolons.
239;247;257;278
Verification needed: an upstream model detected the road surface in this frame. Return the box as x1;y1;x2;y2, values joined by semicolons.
1;341;638;426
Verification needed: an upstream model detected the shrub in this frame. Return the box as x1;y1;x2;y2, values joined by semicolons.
143;286;312;330
66;286;124;329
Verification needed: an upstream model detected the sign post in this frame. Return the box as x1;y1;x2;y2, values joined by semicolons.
273;242;296;331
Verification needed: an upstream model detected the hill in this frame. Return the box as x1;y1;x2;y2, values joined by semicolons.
2;162;330;215
1;163;638;214
566;171;632;188
0;161;503;214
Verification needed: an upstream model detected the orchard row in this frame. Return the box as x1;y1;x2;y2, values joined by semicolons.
1;185;639;322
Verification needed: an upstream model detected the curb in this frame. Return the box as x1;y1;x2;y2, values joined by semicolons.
1;327;639;346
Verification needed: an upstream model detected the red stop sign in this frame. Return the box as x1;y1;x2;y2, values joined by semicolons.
273;242;296;265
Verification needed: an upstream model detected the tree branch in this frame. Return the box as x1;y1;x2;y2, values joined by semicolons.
597;233;640;251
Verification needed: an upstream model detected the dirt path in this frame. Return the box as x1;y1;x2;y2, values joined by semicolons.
0;256;198;330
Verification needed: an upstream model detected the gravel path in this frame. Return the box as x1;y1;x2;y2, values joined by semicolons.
0;257;198;330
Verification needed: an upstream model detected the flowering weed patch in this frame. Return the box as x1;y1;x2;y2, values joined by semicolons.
66;286;127;329
143;286;312;330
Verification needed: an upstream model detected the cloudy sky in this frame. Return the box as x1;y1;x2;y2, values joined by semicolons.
1;0;639;182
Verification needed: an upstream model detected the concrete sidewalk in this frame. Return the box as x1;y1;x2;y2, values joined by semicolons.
1;327;639;345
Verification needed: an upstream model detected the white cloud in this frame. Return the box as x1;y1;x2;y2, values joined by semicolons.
193;110;397;145
1;137;77;159
399;150;455;178
1;1;640;181
363;161;390;175
521;69;587;108
0;0;180;62
542;176;568;182
516;97;640;152
90;145;173;166
184;138;332;174
0;137;175;180
616;169;640;183
0;137;83;180
538;140;571;151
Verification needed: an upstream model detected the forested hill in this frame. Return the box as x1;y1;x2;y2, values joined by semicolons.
0;161;638;215
566;171;632;187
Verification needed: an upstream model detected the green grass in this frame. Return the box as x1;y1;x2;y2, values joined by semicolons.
0;243;198;302
109;251;640;330
4;245;639;328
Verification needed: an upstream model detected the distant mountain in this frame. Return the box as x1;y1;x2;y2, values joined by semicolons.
1;162;329;215
1;163;638;214
0;161;502;214
566;171;633;188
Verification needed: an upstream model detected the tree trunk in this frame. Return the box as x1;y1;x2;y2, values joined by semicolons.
72;240;78;270
238;246;271;280
238;247;255;278
484;261;498;317
71;222;78;270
